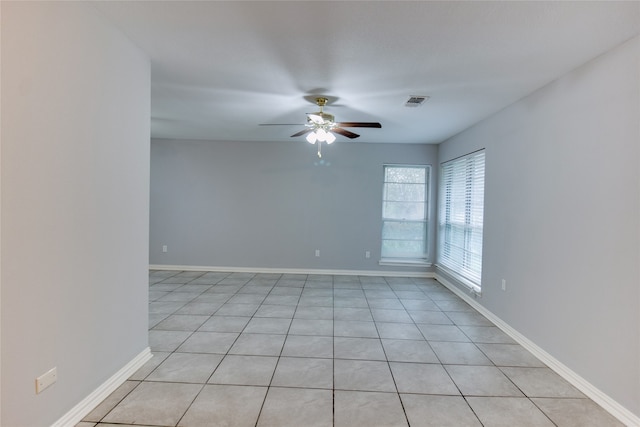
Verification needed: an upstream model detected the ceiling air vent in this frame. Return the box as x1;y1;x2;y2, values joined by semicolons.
405;95;429;107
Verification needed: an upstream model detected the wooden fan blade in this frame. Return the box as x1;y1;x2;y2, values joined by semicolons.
291;129;312;137
335;122;382;128
259;123;304;126
332;127;360;139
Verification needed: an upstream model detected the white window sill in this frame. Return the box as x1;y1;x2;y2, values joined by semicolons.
379;259;432;268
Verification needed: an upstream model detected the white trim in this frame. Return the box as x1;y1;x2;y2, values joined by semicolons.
51;348;152;427
435;273;640;427
149;264;434;278
379;259;432;268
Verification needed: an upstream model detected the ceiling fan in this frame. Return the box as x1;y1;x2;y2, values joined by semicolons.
261;97;382;157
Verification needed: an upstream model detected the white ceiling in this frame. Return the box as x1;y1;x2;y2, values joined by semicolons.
93;1;640;144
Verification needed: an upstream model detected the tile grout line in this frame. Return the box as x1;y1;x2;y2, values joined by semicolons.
253;273;305;427
376;278;413;427
134;271;580;427
152;271;240;427
162;271;230;427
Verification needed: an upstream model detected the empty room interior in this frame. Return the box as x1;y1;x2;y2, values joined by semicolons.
1;1;639;426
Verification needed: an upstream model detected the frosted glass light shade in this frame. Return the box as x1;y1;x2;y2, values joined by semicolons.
326;132;336;144
316;128;327;141
306;132;317;144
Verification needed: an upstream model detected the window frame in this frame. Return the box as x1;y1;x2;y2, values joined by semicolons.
380;164;431;264
437;150;485;290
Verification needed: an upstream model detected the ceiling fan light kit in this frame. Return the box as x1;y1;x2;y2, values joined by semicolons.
304;98;337;158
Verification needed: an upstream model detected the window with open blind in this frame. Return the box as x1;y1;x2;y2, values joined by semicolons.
438;150;485;287
381;165;430;261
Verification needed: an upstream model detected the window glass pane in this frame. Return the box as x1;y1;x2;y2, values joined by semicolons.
385;167;425;183
383;183;425;202
382;221;425;240
382;239;425;258
381;165;430;260
382;202;425;220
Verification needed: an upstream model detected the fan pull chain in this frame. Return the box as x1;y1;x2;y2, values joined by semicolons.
317;141;322;158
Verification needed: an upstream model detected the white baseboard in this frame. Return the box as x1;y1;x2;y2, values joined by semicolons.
434;273;640;427
149;264;435;278
51;348;152;427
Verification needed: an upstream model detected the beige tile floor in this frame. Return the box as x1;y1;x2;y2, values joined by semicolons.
77;270;624;427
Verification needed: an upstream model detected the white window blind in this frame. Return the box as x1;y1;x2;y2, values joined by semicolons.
438;151;485;287
381;165;430;261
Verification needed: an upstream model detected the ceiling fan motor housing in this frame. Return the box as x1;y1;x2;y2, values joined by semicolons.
308;112;335;125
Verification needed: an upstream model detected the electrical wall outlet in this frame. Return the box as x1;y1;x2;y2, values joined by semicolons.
315;249;320;257
36;367;57;394
365;251;371;259
162;245;168;253
501;279;506;291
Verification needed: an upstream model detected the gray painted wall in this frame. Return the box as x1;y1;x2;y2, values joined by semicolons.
150;139;437;273
1;2;150;426
438;36;640;417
